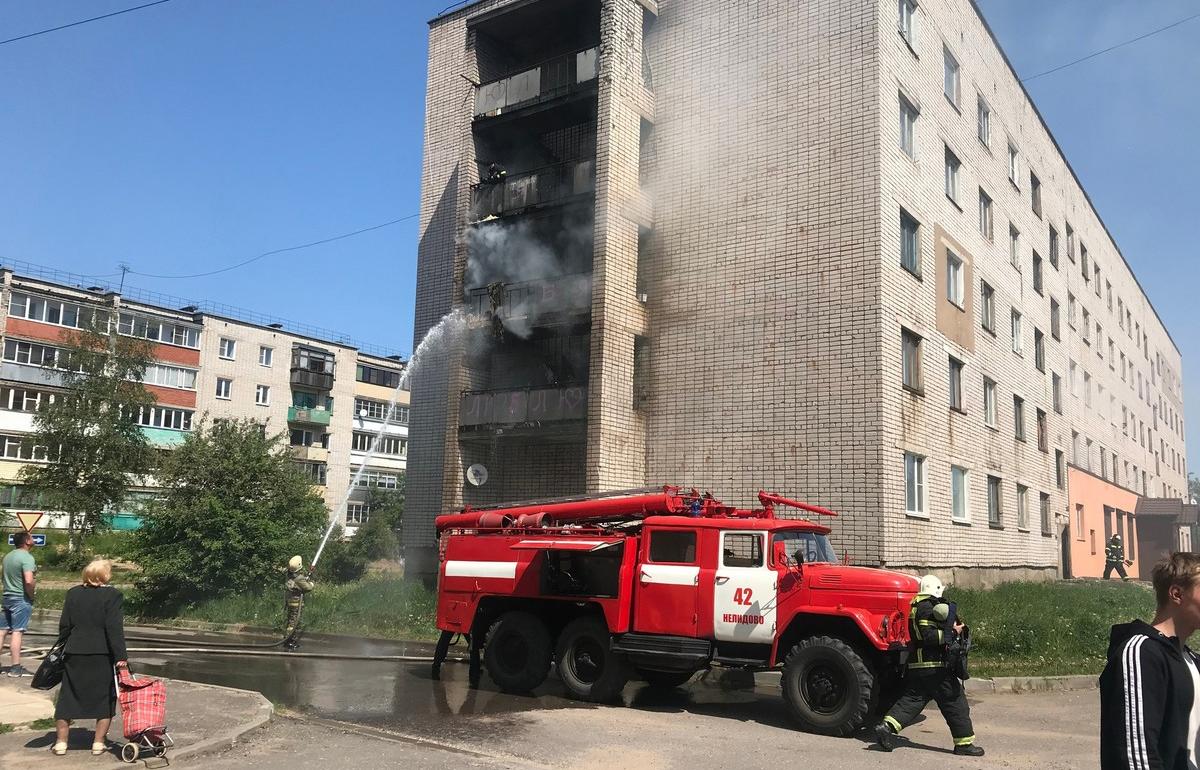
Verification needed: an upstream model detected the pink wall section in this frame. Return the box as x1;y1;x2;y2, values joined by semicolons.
1067;468;1142;579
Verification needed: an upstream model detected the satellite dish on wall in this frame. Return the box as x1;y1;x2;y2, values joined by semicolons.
466;464;489;487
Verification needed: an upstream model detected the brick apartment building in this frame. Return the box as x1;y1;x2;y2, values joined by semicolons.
0;267;408;534
406;0;1188;585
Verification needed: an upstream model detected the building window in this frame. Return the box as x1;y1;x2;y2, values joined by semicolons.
289;429;329;448
143;364;198;390
948;357;964;413
976;94;990;147
983;377;997;427
944;146;961;204
1011;309;1023;354
905;452;926;517
1009;224;1020;268
259;346;273;367
946;251;964;308
1050;298;1061;340
1057;450;1066;489
346;503;371;525
901;328;923;392
255;384;270;406
898;0;917;46
900;208;921;275
1030;172;1042;217
633;335;651;410
981;281;995;333
1016;485;1029;530
943;46;960;107
353;469;402;489
1052;372;1063;413
135;406;193;431
216;378;232;400
1037;408;1048;452
1007;143;1019;185
1040;493;1052;536
899;94;918;158
219;338;236;360
296;461;327;486
1082;308;1091;345
1032;253;1044;295
1049;225;1060;269
1066;223;1076;261
1013;395;1026;441
1084;371;1092;407
978;189;993;240
1034;328;1045;372
951;466;969;522
356;363;400;389
351;432;406;457
1068;293;1077;328
987;475;1002;527
1081;243;1090;280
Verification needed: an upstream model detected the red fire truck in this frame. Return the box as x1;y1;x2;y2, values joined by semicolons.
435;486;919;736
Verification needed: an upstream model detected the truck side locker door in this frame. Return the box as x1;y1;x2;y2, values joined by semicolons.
632;527;701;637
712;531;777;644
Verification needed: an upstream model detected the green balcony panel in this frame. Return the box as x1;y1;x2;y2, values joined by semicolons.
140;427;189;448
288;406;333;426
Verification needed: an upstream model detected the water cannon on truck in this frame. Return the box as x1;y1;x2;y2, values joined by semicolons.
435;485;919;736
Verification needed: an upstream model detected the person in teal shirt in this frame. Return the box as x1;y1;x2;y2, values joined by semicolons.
2;531;37;677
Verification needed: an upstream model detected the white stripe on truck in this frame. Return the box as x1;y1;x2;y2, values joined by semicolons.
445;560;518;579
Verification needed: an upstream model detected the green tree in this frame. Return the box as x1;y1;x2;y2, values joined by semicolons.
350;482;406;561
133;419;327;611
20;316;157;554
1189;473;1199;504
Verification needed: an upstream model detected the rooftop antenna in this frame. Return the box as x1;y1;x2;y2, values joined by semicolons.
117;263;131;294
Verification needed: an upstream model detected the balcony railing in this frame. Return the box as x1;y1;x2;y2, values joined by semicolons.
459;386;587;427
474;46;599;119
290;368;334;391
465;274;592;322
291;445;330;463
288;406;333;426
472;160;594;220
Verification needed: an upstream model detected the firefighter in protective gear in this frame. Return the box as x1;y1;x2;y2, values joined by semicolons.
283;555;315;650
1103;534;1132;581
873;574;984;757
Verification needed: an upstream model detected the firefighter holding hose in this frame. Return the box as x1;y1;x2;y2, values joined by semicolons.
283;555;315;650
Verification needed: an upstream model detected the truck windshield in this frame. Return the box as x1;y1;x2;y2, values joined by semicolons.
772;531;838;564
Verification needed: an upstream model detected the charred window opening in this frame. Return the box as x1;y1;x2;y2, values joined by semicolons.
636;225;651;300
641;8;657;91
633;335;650;411
540;545;622;597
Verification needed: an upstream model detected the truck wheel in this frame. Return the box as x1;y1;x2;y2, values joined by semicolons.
781;636;874;737
555;617;629;702
636;669;695;689
483;611;552;692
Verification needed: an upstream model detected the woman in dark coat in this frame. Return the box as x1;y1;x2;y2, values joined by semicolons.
53;559;128;756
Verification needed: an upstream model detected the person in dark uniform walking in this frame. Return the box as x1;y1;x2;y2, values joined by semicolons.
283;555;315;650
431;630;480;686
1103;534;1132;581
52;559;128;756
873;574;984;756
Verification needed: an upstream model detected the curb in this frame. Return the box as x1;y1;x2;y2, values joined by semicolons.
166;680;274;762
964;674;1099;694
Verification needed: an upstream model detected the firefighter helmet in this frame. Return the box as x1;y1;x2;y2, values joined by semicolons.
288;555;303;571
919;574;945;598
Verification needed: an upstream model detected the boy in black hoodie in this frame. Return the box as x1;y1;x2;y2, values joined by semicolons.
1100;552;1200;769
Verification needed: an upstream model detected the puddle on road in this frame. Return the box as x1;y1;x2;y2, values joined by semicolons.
114;628;789;741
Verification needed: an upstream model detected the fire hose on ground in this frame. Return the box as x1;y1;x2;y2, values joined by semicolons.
19;629;467;663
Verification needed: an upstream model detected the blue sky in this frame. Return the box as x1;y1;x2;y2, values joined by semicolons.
0;0;1196;475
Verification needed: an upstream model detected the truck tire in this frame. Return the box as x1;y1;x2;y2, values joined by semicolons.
555;616;629;702
781;635;874;737
636;669;695;689
483;611;552;693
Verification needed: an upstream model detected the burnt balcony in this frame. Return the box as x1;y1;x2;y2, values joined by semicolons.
474;46;598;123
466;274;592;330
459;385;587;429
290;368;334;391
471;160;594;221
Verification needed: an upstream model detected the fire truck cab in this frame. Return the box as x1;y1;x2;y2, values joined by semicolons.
435;487;918;736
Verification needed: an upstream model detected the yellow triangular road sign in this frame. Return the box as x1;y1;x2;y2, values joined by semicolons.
16;512;43;532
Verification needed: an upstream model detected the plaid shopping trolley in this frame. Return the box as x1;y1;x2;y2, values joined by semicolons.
116;664;174;763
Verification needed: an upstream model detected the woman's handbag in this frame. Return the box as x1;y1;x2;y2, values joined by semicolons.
30;634;68;690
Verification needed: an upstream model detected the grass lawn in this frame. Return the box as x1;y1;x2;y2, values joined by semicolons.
24;574;1162;676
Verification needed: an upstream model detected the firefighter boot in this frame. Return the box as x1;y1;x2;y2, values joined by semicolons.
873;722;898;752
953;743;985;757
